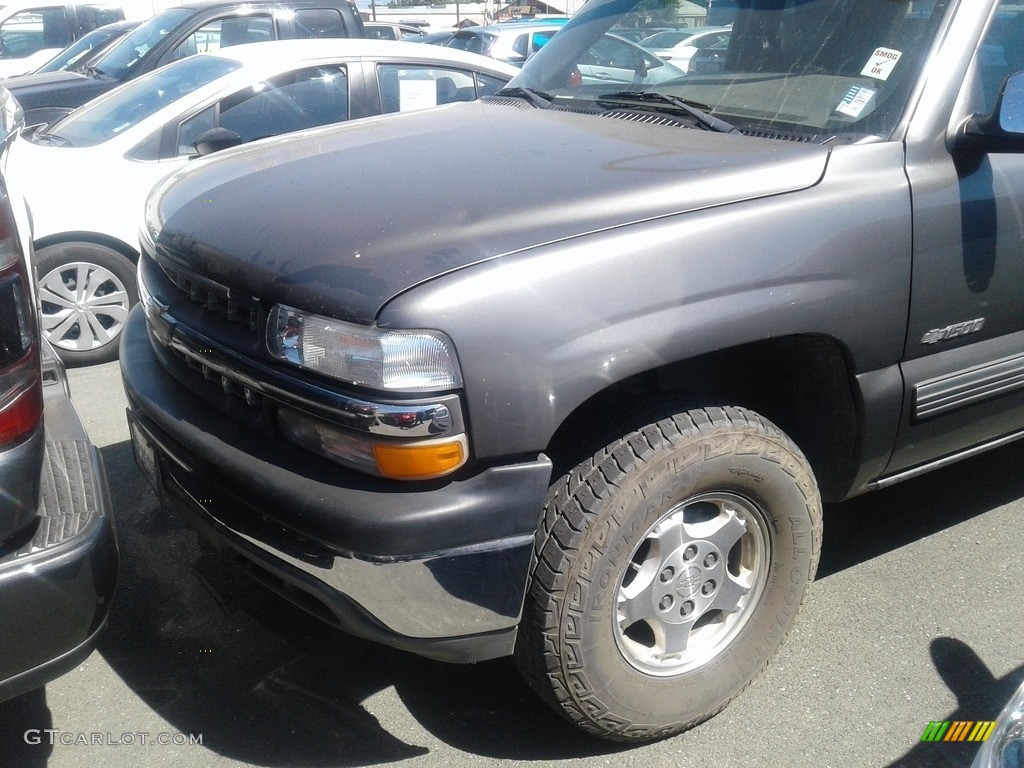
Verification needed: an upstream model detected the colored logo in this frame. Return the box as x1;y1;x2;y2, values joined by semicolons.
920;721;997;743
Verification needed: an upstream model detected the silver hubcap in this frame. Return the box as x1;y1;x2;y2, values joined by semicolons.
38;261;131;352
614;492;769;676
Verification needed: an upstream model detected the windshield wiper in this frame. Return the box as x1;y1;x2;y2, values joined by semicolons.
598;91;739;134
492;86;552;109
31;130;71;147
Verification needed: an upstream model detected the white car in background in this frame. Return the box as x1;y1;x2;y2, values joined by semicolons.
638;25;730;69
9;38;517;365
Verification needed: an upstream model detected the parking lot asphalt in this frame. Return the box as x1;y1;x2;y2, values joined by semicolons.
0;358;1021;768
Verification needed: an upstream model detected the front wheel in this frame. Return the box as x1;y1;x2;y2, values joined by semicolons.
515;404;822;741
35;242;138;366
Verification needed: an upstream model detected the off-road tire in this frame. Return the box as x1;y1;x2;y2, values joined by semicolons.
514;404;822;742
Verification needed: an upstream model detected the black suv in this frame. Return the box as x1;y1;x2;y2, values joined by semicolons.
4;0;366;127
0;84;117;702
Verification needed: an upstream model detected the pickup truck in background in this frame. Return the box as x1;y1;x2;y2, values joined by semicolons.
121;0;1024;742
0;1;134;78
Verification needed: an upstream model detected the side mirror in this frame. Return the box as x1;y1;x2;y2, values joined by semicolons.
193;127;242;157
955;71;1024;153
999;71;1024;133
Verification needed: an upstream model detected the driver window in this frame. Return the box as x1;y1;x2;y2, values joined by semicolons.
176;65;349;155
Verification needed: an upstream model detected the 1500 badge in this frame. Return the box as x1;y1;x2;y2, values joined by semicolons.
921;318;985;345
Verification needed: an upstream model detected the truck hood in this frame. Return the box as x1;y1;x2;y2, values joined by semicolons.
4;70;112;113
152;101;831;324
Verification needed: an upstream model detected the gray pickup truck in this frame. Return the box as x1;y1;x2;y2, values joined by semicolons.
121;0;1024;742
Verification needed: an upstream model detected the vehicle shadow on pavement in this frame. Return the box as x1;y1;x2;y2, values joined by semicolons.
883;637;1024;768
87;440;626;766
817;438;1024;579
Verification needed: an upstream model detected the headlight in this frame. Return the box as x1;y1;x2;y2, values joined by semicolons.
972;679;1024;768
267;304;463;393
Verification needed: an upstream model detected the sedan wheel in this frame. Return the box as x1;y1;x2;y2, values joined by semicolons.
36;242;138;366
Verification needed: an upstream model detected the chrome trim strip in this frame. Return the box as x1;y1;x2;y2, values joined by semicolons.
140;260;464;439
167;328;463;438
914;352;1024;420
868;428;1024;490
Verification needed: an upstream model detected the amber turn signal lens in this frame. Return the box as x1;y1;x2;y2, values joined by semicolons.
373;439;466;480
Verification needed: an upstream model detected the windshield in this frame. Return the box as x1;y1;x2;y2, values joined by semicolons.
40;54;240;147
90;7;193;79
35;26;119;73
512;0;952;141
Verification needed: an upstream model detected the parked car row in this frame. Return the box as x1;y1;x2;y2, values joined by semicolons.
426;20;731;76
5;0;368;128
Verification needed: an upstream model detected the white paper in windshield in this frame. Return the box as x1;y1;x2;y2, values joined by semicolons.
399;80;438;111
835;85;876;118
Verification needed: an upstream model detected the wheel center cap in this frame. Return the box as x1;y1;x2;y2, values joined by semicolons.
674;566;703;599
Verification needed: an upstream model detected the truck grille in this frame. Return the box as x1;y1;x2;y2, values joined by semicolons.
162;264;261;334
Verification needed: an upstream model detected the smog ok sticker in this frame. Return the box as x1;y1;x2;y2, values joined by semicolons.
861;47;903;80
835;85;876;118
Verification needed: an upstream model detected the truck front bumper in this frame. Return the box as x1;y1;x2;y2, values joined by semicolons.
120;307;552;663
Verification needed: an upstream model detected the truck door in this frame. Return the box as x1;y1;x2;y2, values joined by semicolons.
889;1;1024;478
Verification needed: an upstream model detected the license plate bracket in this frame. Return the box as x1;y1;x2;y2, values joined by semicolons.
127;409;161;496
